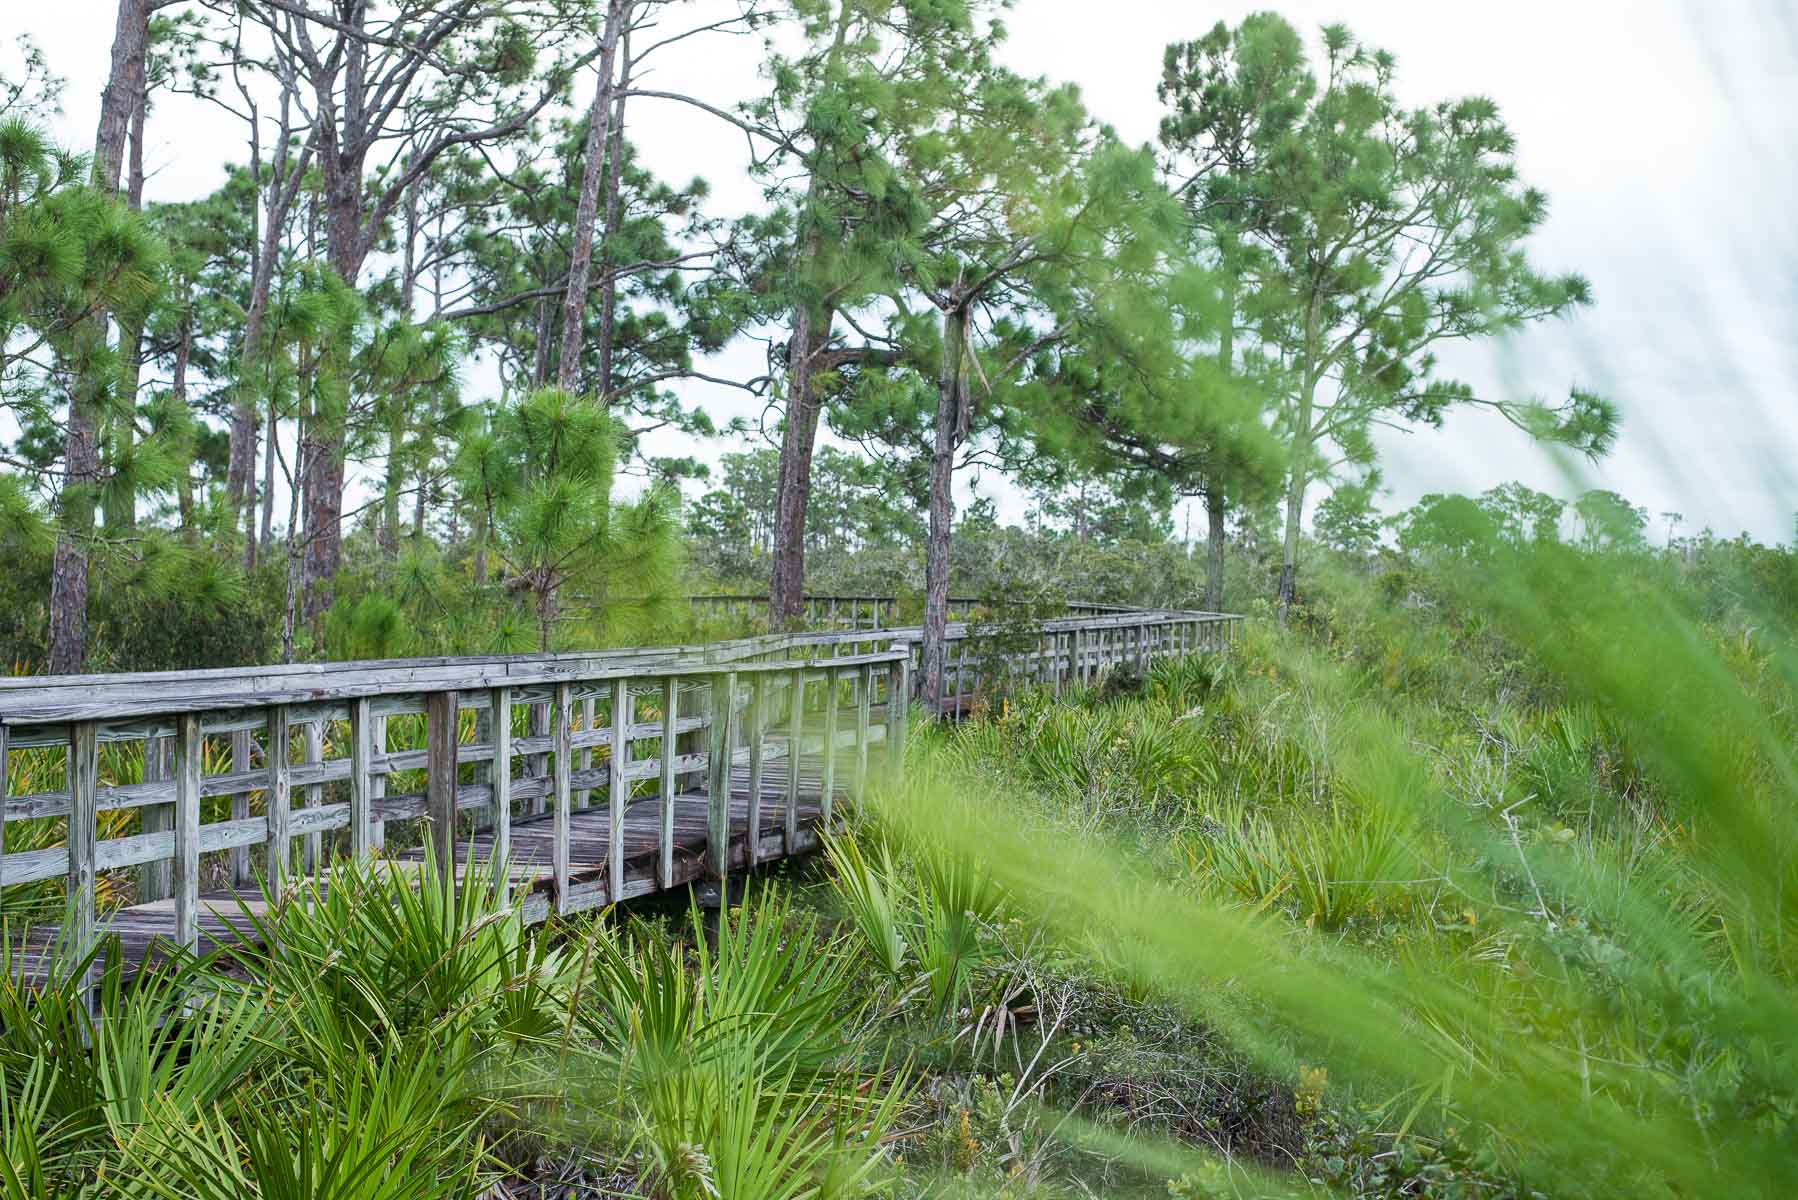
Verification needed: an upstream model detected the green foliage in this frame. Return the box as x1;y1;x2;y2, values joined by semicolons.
566;896;904;1199
457;386;684;650
214;854;573;1052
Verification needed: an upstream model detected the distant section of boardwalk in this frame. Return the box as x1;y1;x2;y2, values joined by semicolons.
0;597;1241;984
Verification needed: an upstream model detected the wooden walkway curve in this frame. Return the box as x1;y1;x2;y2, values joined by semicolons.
0;597;1240;984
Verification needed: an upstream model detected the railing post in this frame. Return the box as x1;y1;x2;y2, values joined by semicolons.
0;726;7;922
265;706;291;902
609;679;629;902
820;666;839;826
489;687;512;872
67;721;98;967
552;682;572;912
173;713;201;952
302;721;323;878
426;690;459;898
230;729;254;887
658;676;677;890
854;663;872;796
370;714;389;851
349;698;375;860
887;658;908;777
785;667;804;853
139;734;171;902
706;671;738;882
578;695;596;810
528;700;550;815
745;674;766;866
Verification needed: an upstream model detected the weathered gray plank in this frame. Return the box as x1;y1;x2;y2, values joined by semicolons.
855;663;872;797
490;686;512;868
659;676;676;889
370;714;388;851
426;691;459;893
609;679;628;901
0;726;6;916
785;668;803;852
577;696;596;810
552;683;572;911
888;659;909;775
821;667;838;825
173;713;201;952
705;673;737;881
67;722;98;965
349;698;374;858
266;706;291;902
302;721;323;877
138;734;171;901
230;729;253;887
745;675;766;866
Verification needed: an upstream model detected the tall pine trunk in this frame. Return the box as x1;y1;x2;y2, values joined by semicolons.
1278;379;1316;617
768;303;833;629
50;0;149;673
47;382;100;675
173;313;196;537
594;48;631;400
555;0;627;391
919;304;966;712
1204;489;1227;611
104;92;148;533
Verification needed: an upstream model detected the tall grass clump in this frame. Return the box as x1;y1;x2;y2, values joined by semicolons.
859;541;1798;1197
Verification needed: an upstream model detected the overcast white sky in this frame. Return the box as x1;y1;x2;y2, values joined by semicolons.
15;1;1798;542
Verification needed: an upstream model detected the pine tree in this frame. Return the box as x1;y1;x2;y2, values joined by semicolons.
1160;16;1615;614
456;387;681;651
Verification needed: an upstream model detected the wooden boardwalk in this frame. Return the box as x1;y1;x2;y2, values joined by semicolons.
0;597;1241;988
5;761;836;985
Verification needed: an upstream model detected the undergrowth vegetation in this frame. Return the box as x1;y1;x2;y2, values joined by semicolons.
3;538;1797;1198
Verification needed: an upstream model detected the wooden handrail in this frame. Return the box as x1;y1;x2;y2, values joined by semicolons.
0;600;1241;982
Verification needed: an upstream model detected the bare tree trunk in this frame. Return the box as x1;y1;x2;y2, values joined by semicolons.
259;389;277;556
555;0;628;392
594;37;631;398
1203;488;1226;611
93;0;149;191
48;391;100;675
1278;377;1316;618
768;303;833;629
173;313;196;537
227;101;265;525
1200;276;1236;611
381;410;404;562
51;0;150;673
531;293;554;388
919;304;966;713
237;90;310;571
105;89;149;533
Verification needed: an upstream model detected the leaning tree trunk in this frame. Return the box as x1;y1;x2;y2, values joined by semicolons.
768;303;833;630
554;0;628;392
919;304;967;713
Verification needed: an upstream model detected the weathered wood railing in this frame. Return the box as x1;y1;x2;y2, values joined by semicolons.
0;600;1240;975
